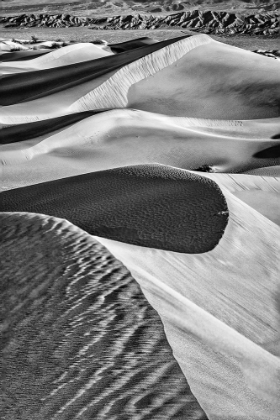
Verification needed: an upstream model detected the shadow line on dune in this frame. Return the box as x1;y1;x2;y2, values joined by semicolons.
0;109;111;144
0;35;189;106
0;164;229;253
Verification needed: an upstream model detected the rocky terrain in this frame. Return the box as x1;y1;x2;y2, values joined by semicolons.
1;0;279;16
1;10;279;36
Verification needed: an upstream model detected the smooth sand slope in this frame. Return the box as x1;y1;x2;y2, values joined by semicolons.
69;34;280;120
0;35;188;108
0;43;113;74
201;172;280;226
1;109;280;191
0;211;206;420
1;34;280;420
1;34;280;125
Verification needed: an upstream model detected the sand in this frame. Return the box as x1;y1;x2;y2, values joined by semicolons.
95;185;280;419
1;33;280;420
0;212;206;420
1;109;280;191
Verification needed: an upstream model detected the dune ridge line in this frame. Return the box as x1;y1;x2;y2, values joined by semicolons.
69;34;212;112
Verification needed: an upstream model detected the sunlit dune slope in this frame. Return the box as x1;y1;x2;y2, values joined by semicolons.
70;34;280;120
1;109;280;191
0;43;113;74
0;211;205;420
1;31;280;420
1;163;280;419
0;35;188;108
1;34;280;125
93;172;280;420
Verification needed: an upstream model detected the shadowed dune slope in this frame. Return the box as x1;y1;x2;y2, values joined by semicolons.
0;164;229;253
200;172;280;226
95;185;280;420
0;35;188;106
0;49;50;62
0;109;110;144
0;43;114;75
0;211;206;420
108;37;160;53
2;35;280;125
1;31;280;420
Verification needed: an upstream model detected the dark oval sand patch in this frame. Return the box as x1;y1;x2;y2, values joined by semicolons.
0;212;207;420
0;35;189;106
254;144;280;159
108;37;159;53
0;164;229;253
0;109;110;144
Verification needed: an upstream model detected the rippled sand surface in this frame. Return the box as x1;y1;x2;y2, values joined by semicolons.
1;33;280;420
1;212;207;420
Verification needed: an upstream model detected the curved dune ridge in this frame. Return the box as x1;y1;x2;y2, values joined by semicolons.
95;184;280;420
1;109;280;191
1;34;280;124
0;109;109;144
0;35;188;107
1;33;280;420
0;49;50;62
0;43;113;75
0;164;229;253
201;172;280;226
0;211;206;420
69;34;280;120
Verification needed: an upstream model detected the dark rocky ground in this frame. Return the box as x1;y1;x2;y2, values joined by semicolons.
0;10;279;36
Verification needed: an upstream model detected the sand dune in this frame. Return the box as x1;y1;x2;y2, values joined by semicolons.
0;165;229;253
0;43;113;75
1;33;280;420
1;109;280;191
94;181;280;420
200;172;280;226
70;34;280;120
0;49;50;62
1;211;205;420
1;164;280;419
0;35;187;108
2;34;280;125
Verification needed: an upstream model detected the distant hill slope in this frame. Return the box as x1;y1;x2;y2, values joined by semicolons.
0;0;279;16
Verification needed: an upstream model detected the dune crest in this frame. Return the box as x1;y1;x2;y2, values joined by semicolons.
69;34;212;111
94;185;280;419
1;33;280;420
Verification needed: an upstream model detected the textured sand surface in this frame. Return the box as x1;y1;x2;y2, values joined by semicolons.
95;185;280;419
0;212;206;420
1;33;280;420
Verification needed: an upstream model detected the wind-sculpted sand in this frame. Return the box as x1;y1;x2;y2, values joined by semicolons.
0;212;206;420
1;33;280;420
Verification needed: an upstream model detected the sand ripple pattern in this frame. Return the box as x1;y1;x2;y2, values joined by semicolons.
0;212;207;420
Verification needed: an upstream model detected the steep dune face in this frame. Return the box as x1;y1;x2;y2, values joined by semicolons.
75;35;280;119
1;34;280;125
1;34;280;420
0;212;205;420
95;185;280;420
